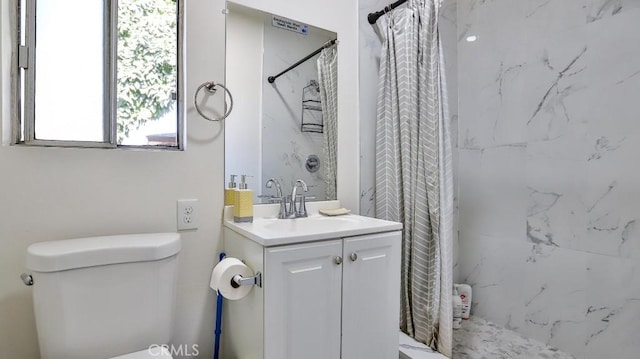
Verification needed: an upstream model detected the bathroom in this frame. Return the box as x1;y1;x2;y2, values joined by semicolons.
1;0;639;359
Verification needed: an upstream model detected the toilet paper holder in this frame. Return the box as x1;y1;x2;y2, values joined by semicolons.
231;272;262;288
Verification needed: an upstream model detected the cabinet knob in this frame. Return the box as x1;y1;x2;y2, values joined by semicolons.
334;256;343;265
350;253;358;262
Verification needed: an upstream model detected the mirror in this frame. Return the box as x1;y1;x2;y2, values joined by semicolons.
224;2;338;204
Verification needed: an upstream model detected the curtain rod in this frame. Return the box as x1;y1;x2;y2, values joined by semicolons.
267;39;338;84
367;0;408;24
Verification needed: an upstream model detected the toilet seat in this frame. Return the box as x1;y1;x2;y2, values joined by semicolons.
111;347;173;359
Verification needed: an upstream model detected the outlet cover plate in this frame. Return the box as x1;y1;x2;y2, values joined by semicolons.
177;199;198;231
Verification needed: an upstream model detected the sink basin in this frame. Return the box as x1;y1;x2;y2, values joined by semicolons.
223;201;402;246
261;215;364;233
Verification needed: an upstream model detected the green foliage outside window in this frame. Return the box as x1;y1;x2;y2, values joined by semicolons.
117;0;177;143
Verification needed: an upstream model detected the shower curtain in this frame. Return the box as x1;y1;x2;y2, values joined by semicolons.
374;0;454;356
318;47;338;200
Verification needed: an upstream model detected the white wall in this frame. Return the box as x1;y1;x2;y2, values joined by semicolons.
232;0;360;213
225;5;264;200
1;1;361;358
0;1;226;358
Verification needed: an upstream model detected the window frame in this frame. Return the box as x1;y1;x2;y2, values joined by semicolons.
15;0;184;150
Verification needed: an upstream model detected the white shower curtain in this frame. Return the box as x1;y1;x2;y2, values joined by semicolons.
318;47;338;200
374;0;454;356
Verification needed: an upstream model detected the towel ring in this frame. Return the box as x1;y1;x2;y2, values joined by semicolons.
194;81;234;122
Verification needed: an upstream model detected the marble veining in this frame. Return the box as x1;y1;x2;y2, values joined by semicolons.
619;220;639;256
354;0;640;358
458;2;640;356
453;316;577;359
527;46;587;126
587;136;625;161
527;187;563;248
615;69;640;85
360;186;376;217
586;0;640;23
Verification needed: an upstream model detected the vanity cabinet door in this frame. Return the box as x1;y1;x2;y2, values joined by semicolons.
341;231;401;359
264;240;343;359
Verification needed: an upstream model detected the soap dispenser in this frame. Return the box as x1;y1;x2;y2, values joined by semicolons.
233;175;253;223
225;174;238;206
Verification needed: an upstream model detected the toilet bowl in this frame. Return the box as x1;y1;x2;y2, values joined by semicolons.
24;233;181;359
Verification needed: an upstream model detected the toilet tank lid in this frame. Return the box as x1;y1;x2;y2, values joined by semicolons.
26;233;181;272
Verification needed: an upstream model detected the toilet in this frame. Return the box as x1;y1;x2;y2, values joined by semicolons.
24;233;181;359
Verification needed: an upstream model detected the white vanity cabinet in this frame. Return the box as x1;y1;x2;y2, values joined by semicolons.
340;232;402;359
264;239;343;359
222;227;401;359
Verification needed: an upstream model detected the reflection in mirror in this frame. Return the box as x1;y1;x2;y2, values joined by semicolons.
224;2;338;204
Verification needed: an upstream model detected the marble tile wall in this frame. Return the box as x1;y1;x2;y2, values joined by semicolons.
457;1;640;357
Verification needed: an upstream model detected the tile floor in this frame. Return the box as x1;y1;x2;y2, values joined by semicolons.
399;316;577;359
453;317;577;359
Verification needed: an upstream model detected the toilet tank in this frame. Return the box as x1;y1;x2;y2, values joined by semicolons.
26;233;181;359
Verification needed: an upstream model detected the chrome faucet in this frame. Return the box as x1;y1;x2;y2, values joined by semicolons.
265;178;283;197
290;179;309;218
265;178;310;219
265;178;287;219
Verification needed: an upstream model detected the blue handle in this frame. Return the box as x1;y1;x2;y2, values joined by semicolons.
214;252;226;359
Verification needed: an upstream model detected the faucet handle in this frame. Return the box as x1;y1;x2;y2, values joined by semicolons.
294;179;309;192
295;195;309;218
265;178;283;198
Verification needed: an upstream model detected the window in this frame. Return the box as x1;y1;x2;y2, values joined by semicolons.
16;0;182;149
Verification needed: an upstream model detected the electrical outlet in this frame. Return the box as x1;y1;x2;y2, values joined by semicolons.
177;199;198;231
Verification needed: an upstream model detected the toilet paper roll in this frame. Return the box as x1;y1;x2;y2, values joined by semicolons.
210;257;254;300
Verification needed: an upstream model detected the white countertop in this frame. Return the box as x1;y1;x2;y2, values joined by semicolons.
223;201;402;246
